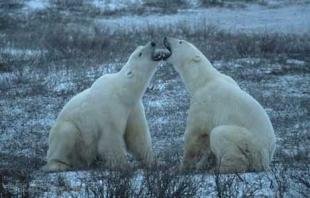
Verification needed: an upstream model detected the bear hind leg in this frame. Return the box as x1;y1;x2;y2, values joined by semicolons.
124;102;154;167
181;132;212;171
44;121;81;172
97;131;129;170
210;125;260;173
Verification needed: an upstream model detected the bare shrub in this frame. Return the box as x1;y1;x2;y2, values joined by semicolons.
41;22;109;59
291;166;310;197
142;0;187;13
0;0;25;10
213;171;271;197
83;165;199;197
143;0;186;7
0;168;31;197
214;172;239;198
0;173;13;197
142;166;199;197
3;4;310;71
200;0;224;7
270;166;289;197
0;13;19;31
85;169;136;197
49;0;85;9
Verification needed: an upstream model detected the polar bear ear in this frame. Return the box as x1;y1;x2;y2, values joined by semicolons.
126;70;134;78
192;55;201;63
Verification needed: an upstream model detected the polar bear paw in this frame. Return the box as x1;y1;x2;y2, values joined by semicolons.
42;161;71;172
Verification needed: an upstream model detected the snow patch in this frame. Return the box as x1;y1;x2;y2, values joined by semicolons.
91;0;142;11
1;48;46;57
286;59;305;65
147;99;170;108
23;0;50;12
54;82;76;93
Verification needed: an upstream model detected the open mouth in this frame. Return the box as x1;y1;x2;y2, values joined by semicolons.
152;47;172;61
150;38;172;61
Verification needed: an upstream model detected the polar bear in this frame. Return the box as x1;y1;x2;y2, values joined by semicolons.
43;42;167;172
163;37;276;173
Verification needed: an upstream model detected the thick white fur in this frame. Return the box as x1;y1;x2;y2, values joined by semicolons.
165;38;276;173
43;43;157;172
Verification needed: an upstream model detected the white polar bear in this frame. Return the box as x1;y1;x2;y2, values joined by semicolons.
43;42;164;172
163;37;276;173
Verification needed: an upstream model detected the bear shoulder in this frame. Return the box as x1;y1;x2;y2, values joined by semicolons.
57;88;90;120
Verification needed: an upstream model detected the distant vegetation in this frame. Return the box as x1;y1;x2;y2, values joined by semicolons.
1;4;309;72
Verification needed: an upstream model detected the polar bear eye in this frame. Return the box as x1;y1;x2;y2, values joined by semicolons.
179;41;183;44
138;52;143;57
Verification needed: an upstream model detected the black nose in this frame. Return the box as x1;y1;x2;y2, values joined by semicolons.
151;41;156;47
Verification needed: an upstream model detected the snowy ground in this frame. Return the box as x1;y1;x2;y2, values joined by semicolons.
1;0;309;197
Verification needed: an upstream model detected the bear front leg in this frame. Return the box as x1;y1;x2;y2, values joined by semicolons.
181;132;203;171
196;150;216;171
43;121;80;172
181;127;211;171
97;127;129;170
125;102;154;168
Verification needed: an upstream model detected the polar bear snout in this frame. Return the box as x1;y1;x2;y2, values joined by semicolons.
141;41;160;61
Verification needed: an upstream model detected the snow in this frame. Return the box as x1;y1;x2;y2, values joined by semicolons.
23;0;50;12
286;59;305;65
270;74;310;98
1;48;46;57
92;0;142;11
147;99;170;108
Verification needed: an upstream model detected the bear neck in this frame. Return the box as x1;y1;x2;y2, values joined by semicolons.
178;58;219;96
119;63;155;101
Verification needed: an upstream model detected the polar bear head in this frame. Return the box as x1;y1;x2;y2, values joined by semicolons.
122;41;170;80
163;37;206;73
162;37;219;94
120;41;171;99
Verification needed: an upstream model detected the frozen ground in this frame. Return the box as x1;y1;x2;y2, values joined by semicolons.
25;168;309;197
1;0;309;197
1;58;309;196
